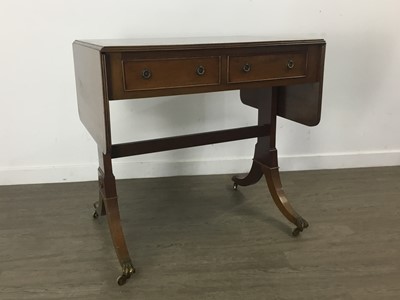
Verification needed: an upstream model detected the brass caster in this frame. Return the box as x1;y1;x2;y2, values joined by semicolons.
117;274;128;286
292;217;309;237
117;261;135;286
233;183;238;190
292;227;302;237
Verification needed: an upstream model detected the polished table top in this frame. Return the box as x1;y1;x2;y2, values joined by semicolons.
76;36;325;51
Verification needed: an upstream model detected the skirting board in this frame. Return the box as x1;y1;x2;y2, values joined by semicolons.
1;150;399;185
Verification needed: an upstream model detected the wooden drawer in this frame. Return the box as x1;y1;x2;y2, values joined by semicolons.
228;51;307;83
122;57;221;91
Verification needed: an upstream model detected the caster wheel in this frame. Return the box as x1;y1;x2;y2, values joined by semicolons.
93;211;99;219
117;274;127;286
233;183;238;190
292;228;301;237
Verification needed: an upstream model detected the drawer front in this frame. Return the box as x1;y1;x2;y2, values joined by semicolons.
228;51;307;83
123;57;220;91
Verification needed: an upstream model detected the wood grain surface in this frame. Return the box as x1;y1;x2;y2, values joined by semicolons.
1;166;399;299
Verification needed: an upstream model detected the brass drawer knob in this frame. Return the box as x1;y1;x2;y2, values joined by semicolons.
242;63;251;73
287;60;295;69
141;69;152;79
196;65;206;76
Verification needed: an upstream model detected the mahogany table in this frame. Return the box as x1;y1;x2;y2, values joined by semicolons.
73;37;326;285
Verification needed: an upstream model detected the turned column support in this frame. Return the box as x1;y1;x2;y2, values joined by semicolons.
233;87;309;236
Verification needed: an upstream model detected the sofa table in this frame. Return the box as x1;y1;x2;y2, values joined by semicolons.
73;37;326;285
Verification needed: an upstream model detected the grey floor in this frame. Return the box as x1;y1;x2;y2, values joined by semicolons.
1;166;400;300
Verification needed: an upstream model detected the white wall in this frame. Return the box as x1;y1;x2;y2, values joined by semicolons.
1;0;399;185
